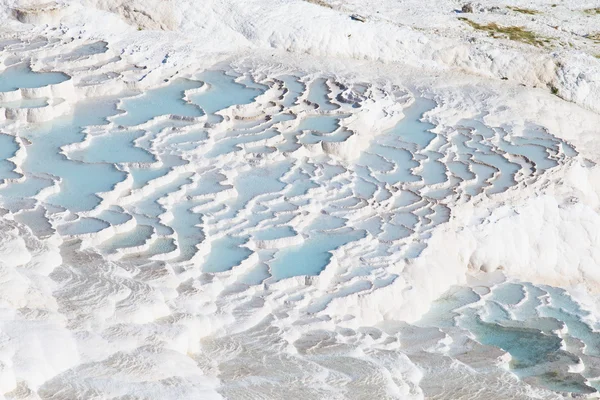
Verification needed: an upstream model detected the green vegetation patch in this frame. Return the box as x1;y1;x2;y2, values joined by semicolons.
459;18;548;46
584;8;600;15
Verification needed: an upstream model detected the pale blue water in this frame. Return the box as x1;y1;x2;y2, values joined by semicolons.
206;128;279;158
279;75;305;107
143;237;178;258
16;97;126;212
134;212;174;236
161;127;208;148
226;161;291;218
239;263;271;285
0;65;590;396
306;214;347;231
186;170;231;198
464;309;563;368
497;132;558;171
305;279;372;313
307;78;339;111
129;166;171;189
203;236;252;273
0;134;20;182
129;154;187;190
68;130;155;164
14;207;53;237
131;172;193;218
464;163;495;196
170;201;205;262
446;160;475;181
0;176;50;212
101;224;154;253
270;230;365;279
58;217;110;236
561;141;578;157
465;133;493;154
0;97;48;108
0;63;69;92
283;173;319;197
488;282;526;305
475;152;520;194
417;287;481;328
357;97;446;189
390;97;437;148
133;119;193;150
297;115;341;133
365;144;419;184
95;209;132;225
190;70;264;116
113;79;203;126
379;223;412;241
325;128;353;143
419;151;447;185
254;226;296;241
421;282;600;395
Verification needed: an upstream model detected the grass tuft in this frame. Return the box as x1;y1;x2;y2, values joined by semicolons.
584;8;600;15
508;6;539;15
304;0;333;9
459;18;547;46
587;33;600;42
545;371;560;379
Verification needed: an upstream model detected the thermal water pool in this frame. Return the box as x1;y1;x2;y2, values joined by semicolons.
0;63;589;397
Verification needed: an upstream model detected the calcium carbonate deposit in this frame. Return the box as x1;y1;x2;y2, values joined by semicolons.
0;0;600;398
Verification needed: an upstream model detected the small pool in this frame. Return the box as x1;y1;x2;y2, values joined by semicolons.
0;63;69;92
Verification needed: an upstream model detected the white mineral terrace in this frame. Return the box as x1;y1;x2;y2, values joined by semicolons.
0;1;599;399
